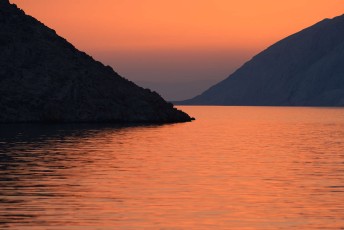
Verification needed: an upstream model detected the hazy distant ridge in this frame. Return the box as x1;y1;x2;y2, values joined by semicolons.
180;14;344;106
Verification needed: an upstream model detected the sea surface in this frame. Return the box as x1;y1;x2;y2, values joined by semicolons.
1;106;344;230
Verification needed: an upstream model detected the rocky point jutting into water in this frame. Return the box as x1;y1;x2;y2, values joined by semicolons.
0;0;192;123
180;14;344;106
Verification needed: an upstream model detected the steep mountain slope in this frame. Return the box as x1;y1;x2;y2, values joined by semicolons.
0;0;192;123
181;14;344;106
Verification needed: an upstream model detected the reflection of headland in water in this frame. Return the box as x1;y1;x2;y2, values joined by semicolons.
0;123;141;228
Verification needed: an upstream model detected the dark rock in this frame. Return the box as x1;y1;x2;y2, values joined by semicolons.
0;0;193;123
179;14;344;106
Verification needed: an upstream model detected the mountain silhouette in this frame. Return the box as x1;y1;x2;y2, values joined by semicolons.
0;0;193;123
179;14;344;106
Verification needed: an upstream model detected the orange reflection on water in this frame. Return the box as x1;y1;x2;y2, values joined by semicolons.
1;106;344;229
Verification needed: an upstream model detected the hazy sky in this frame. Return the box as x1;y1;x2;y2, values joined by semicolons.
10;0;344;100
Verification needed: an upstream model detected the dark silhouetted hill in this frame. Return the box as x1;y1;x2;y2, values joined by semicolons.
0;0;192;123
179;14;344;106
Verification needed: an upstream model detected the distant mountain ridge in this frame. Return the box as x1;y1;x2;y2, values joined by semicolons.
0;0;192;123
179;14;344;106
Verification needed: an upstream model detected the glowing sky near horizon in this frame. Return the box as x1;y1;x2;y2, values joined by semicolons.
10;0;344;100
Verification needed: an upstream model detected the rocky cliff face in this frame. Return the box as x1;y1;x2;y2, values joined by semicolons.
180;14;344;106
0;0;192;123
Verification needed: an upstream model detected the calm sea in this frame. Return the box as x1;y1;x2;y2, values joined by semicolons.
1;106;344;229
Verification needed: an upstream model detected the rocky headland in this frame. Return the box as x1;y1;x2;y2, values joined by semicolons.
0;0;193;123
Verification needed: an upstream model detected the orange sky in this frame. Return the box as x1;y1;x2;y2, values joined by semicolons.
10;0;344;100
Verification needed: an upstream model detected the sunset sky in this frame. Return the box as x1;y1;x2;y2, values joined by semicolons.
10;0;344;100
